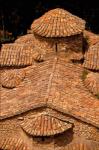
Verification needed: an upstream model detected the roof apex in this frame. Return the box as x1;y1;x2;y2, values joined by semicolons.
31;8;86;37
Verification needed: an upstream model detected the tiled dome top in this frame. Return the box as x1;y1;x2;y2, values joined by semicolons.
31;8;85;37
84;73;99;95
1;69;25;89
20;114;72;136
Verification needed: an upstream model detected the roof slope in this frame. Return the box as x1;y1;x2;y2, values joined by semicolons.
0;57;99;128
31;8;85;37
83;43;99;71
0;43;34;67
0;43;44;67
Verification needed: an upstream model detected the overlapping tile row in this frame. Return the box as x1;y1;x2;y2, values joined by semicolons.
84;72;99;95
0;43;35;67
46;58;99;128
83;43;99;70
0;59;55;119
0;137;28;150
84;30;99;46
20;114;72;136
1;57;99;127
1;69;26;89
65;140;99;150
15;34;34;44
31;8;85;37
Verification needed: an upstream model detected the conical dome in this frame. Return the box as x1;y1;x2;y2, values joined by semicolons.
1;69;25;89
31;8;85;37
20;114;72;136
84;72;99;95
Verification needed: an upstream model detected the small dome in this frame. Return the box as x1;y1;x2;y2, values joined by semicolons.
31;8;85;37
20;114;72;136
1;69;25;88
84;72;99;96
83;43;99;71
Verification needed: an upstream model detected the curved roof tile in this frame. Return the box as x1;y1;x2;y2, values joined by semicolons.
20;114;72;136
83;43;99;71
31;8;85;37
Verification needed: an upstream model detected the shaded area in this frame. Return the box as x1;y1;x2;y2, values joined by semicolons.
0;0;99;41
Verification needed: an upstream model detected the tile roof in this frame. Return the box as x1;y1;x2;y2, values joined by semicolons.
65;139;99;150
15;34;34;44
83;43;99;71
31;8;85;37
20;114;72;136
84;72;99;95
1;69;25;89
0;43;43;67
1;56;99;128
0;137;28;150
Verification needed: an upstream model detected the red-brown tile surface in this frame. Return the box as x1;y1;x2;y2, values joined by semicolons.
31;8;85;37
84;72;99;95
83;43;99;71
1;56;99;128
20;114;72;136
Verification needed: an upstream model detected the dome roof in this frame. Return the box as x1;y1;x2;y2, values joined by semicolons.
1;69;25;89
20;114;72;136
31;8;85;37
84;72;99;95
83;43;99;71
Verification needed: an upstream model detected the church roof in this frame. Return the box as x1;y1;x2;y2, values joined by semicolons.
1;57;99;128
31;8;85;37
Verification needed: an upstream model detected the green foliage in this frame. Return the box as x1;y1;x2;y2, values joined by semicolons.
95;93;99;99
81;70;89;80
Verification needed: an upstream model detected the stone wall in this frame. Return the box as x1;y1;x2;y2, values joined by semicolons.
34;33;83;55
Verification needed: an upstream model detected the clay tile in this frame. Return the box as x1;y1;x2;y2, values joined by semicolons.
83;43;99;71
1;69;25;89
0;137;28;150
31;8;85;37
84;72;99;96
0;43;34;67
65;139;99;150
20;114;72;136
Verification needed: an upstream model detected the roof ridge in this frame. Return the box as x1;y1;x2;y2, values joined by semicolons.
46;57;58;102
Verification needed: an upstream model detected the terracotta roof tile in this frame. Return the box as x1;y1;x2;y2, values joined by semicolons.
84;30;99;46
15;34;34;44
0;43;44;66
0;57;99;128
65;139;99;150
84;72;99;95
31;8;85;37
20;114;72;136
0;137;28;150
83;43;99;70
1;69;25;89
